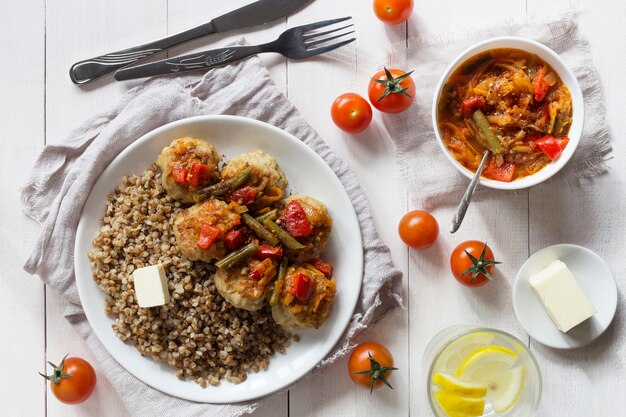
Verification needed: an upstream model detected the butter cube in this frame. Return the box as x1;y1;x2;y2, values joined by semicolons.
132;264;170;308
529;260;596;333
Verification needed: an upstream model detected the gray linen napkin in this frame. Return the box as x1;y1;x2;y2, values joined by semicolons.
379;13;612;209
21;45;402;416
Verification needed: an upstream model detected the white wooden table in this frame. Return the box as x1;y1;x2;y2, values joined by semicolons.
3;0;624;415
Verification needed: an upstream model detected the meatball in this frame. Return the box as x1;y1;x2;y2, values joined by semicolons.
156;137;221;203
214;258;277;311
271;263;336;330
280;195;332;263
173;198;241;262
221;150;287;210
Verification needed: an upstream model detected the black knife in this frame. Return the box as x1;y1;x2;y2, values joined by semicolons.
69;0;313;85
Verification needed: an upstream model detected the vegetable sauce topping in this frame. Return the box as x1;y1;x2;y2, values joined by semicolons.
437;48;573;182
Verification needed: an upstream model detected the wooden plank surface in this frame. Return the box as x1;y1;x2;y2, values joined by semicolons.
526;0;626;415
44;1;167;416
406;2;528;415
3;0;624;415
0;1;46;415
286;2;409;416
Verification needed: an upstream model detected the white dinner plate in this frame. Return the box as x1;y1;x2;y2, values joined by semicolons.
513;244;617;349
74;115;363;403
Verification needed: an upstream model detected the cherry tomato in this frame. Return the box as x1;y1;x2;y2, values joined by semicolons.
288;272;315;302
450;241;500;287
196;222;220;250
224;229;244;251
40;355;97;405
229;186;258;206
187;163;211;187
398;210;439;250
348;342;397;392
331;93;373;133
280;201;313;237
310;258;333;277
257;243;284;260
368;68;416;114
373;0;414;25
171;165;188;184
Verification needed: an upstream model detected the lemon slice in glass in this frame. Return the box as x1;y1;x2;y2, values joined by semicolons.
432;372;487;398
434;332;495;373
434;390;485;417
458;346;525;413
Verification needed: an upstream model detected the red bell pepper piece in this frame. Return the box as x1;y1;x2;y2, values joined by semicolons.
280;201;313;237
224;229;244;251
522;132;542;150
535;136;563;160
533;64;550;102
288;273;314;302
310;258;333;277
196;222;221;250
257;243;283;260
556;136;570;150
249;258;275;281
171;165;188;184
482;158;517;182
460;95;487;119
187;163;211;187
229;186;258;206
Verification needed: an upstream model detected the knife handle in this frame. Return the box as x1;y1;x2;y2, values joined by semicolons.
69;22;216;85
114;44;269;81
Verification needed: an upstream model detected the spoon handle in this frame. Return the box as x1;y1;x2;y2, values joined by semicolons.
450;150;490;233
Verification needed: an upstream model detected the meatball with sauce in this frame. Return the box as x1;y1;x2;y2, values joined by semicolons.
156;137;221;203
214;257;278;311
279;195;332;263
221;150;288;210
173;198;241;262
271;263;336;330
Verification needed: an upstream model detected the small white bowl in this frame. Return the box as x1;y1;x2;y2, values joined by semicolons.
432;36;584;190
513;244;617;349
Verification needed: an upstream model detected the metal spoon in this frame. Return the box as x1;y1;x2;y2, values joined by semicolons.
450;150;490;233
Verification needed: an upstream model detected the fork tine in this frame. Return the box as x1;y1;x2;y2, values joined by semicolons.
301;38;356;58
296;16;352;34
305;30;356;49
303;24;353;41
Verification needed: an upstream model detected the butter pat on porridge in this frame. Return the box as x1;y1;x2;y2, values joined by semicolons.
133;264;171;308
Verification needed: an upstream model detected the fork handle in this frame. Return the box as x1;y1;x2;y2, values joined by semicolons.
69;22;217;84
114;44;272;81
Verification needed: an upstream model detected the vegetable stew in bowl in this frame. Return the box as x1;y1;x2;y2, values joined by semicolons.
437;48;573;182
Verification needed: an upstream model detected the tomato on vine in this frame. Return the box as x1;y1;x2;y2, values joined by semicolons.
368;68;416;114
40;354;97;404
348;342;397;393
450;241;501;287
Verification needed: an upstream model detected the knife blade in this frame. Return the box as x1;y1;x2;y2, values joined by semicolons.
69;0;313;85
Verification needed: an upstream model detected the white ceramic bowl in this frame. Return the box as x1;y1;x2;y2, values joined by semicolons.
432;36;584;190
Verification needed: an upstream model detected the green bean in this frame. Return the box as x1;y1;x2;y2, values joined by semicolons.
215;243;258;270
255;209;278;223
461;53;493;74
270;258;289;306
242;213;279;245
553;117;564;135
194;168;251;202
262;219;305;250
473;110;503;154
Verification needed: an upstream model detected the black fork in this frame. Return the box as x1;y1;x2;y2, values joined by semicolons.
115;17;355;81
